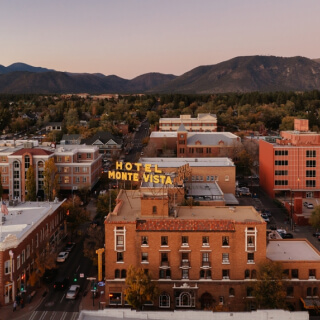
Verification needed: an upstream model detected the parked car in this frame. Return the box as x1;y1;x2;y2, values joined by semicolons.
66;285;80;299
53;277;69;290
307;203;314;209
42;268;58;283
303;201;309;207
64;242;75;252
280;232;294;239
56;251;69;263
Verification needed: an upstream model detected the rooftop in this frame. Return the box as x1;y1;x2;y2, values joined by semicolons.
139;157;234;168
266;240;320;261
0;199;65;250
106;190;264;224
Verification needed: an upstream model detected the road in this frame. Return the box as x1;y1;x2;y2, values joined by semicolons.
24;237;93;320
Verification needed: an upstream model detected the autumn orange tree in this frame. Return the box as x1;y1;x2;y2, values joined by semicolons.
25;165;37;201
43;158;59;201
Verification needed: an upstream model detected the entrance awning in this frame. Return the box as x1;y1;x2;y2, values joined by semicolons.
300;297;320;309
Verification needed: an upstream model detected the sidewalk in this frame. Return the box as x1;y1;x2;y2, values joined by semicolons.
0;286;48;320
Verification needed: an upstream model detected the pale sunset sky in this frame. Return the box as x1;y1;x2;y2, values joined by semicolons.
1;0;319;79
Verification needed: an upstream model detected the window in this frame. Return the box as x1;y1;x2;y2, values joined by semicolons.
4;260;11;274
306;170;316;177
116;235;124;247
115;269;120;278
275;160;288;166
245;269;250;279
222;253;229;263
251;269;257;279
76;177;80;183
286;286;294;297
307;287;312;297
222;269;230;279
182;269;189;279
206;176;210;181
275;180;288;185
246;287;253;297
83;177;87;183
87;153;92;159
291;269;299;279
161;253;168;263
181;236;188;246
17;255;21;269
202;236;209;246
64;177;70;184
141;252;148;262
25;155;30;169
247;253;254;263
36;234;39;247
202;252;209;262
109;292;122;305
117;252;124;262
121;269;126;278
114;226;126;251
21;250;25;264
161;236;168;246
313;287;318;297
309;269;316;279
306;150;316;157
141;236;148;246
306;160;316;167
75;167;80;173
275;170;288;175
57;157;62;162
225;175;229;181
306;180;316;187
159;293;170;308
275;150;288;156
65;156;70;162
222;236;229;246
26;245;30;258
152;206;157;214
229;288;235;297
83;167;88;173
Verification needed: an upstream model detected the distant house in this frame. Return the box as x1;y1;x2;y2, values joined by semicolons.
82;131;123;159
45;122;62;131
60;134;82;145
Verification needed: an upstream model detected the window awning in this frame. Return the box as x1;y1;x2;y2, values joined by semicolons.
300;297;320;309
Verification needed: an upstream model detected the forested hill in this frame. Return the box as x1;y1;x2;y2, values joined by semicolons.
1;56;320;94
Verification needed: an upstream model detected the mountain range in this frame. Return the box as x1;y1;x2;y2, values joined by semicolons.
0;56;320;94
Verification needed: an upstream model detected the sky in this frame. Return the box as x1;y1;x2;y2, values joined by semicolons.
1;0;320;79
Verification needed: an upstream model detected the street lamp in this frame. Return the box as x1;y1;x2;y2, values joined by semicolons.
87;277;97;307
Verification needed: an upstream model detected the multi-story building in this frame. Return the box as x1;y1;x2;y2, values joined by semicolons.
0;199;66;306
104;188;320;311
159;114;217;132
260;119;320;199
149;125;241;158
0;141;102;201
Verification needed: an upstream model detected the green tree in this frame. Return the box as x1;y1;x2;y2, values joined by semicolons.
124;266;159;310
43;158;59;201
309;205;320;230
253;261;287;309
83;223;105;265
25;165;37;201
65;108;79;127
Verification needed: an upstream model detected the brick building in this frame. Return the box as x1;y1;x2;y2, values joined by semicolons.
104;189;320;311
149;125;240;158
0;142;102;201
259;119;320;199
0;199;66;306
159;114;217;132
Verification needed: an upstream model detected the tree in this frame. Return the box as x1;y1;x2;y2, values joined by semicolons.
309;205;320;230
96;191;117;220
124;266;159;310
25;165;37;201
43;158;59;201
83;223;105;265
253;260;287;309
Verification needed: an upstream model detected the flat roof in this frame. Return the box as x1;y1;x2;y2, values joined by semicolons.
0;200;65;249
150;132;177;138
107;190;263;224
266;240;320;261
139;157;234;167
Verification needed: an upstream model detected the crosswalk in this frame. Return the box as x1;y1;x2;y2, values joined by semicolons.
28;311;79;320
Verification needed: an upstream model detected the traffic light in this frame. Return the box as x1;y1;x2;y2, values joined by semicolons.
73;273;78;282
93;282;97;290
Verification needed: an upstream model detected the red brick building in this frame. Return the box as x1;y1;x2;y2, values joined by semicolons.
260;119;320;199
0;200;66;306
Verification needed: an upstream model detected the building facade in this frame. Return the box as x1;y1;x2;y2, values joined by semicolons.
159;114;217;132
0;200;66;306
260;119;320;199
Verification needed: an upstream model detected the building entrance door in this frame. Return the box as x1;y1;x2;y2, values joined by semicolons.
5;282;13;304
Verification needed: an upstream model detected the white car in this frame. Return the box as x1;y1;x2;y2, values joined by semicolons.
66;285;80;299
56;251;69;263
307;203;314;209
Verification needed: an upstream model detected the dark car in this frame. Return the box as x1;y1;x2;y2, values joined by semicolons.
53;277;69;290
64;242;75;252
42;268;58;283
280;233;294;239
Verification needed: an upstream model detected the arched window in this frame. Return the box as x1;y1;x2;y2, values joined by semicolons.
206;270;211;279
245;269;250;279
200;270;205;279
229;287;235;297
251;269;257;279
165;269;171;279
25;155;30;169
121;269;126;278
114;269;120;278
159;292;170;308
307;287;312;297
159;270;165;279
313;287;318;297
